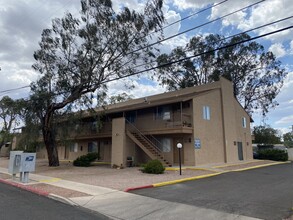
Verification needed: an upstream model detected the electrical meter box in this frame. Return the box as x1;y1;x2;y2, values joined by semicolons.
20;153;36;172
8;151;23;175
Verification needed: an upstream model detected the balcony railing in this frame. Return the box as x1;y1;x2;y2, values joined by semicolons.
129;113;192;132
66;121;112;138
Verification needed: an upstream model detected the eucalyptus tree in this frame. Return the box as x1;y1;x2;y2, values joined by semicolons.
156;33;287;116
0;96;24;149
30;0;164;166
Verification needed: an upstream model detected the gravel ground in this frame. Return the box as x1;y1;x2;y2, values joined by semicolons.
35;160;214;190
0;158;214;191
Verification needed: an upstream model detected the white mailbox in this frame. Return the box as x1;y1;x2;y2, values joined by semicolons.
8;151;23;178
8;151;36;183
20;153;36;173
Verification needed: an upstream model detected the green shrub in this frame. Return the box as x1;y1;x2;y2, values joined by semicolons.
257;149;288;161
86;152;100;161
141;159;165;174
73;152;100;167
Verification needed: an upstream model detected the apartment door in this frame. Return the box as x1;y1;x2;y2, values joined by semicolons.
173;140;184;164
237;142;244;161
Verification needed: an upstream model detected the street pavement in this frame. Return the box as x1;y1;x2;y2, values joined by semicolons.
0;182;110;220
132;163;293;220
0;166;260;220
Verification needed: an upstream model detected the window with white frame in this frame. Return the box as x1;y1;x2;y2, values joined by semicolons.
242;117;247;128
203;106;210;120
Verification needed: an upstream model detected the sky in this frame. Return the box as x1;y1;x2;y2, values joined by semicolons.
0;0;293;134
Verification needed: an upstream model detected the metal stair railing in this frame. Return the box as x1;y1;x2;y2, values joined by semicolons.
125;119;165;161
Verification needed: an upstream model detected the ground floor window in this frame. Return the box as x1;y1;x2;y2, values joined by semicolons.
70;142;78;152
88;141;98;152
159;138;172;152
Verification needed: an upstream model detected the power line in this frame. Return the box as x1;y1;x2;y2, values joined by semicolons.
105;25;293;84
3;22;292;101
0;86;30;94
0;0;228;96
1;1;288;99
149;0;228;36
115;15;293;74
9;24;293;104
128;0;265;55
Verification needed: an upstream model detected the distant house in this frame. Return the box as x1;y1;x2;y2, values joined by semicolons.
34;77;253;167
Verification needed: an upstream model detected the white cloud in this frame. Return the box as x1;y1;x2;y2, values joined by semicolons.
107;77;165;99
275;115;293;125
211;0;293;42
268;43;286;58
172;0;215;11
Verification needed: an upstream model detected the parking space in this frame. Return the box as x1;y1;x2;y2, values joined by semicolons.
132;163;293;220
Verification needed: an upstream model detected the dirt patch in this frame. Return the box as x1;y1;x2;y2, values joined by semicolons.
0;173;11;179
28;183;90;198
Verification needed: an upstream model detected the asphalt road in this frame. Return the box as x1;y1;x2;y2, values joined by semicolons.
133;163;293;220
0;182;110;220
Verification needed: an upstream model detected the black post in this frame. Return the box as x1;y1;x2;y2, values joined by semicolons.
179;147;182;175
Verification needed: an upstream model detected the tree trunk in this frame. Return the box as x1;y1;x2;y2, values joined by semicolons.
42;109;59;167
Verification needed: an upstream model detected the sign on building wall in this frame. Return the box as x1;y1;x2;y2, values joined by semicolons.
194;138;201;149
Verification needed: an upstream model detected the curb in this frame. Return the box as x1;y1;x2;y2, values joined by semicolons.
0;177;74;206
212;160;263;168
0;178;49;197
165;167;215;172
124;184;153;192
126;161;290;192
231;161;290;172
153;172;225;187
48;193;77;206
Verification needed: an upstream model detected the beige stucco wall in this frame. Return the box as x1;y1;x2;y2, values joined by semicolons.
111;118;126;167
220;78;253;162
193;89;225;165
234;102;253;161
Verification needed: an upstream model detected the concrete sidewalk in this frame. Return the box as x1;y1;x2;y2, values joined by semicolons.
0;166;260;220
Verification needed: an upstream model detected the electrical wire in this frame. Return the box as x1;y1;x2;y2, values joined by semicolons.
13;24;293;103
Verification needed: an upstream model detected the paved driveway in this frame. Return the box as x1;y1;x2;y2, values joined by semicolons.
132;163;293;220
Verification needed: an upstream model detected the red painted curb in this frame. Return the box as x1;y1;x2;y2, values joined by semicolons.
0;178;49;197
124;184;154;192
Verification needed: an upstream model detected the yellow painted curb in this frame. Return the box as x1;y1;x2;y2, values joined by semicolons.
212;160;263;168
231;161;290;172
165;167;215;172
59;160;111;165
39;178;61;183
153;172;226;187
187;167;217;172
92;162;111;165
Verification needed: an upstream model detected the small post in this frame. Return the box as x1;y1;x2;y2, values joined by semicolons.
177;143;183;175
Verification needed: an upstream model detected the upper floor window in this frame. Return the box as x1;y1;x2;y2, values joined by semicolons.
203;106;210;120
155;106;171;120
242;117;247;128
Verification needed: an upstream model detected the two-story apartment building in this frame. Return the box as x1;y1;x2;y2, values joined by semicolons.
36;77;253;167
